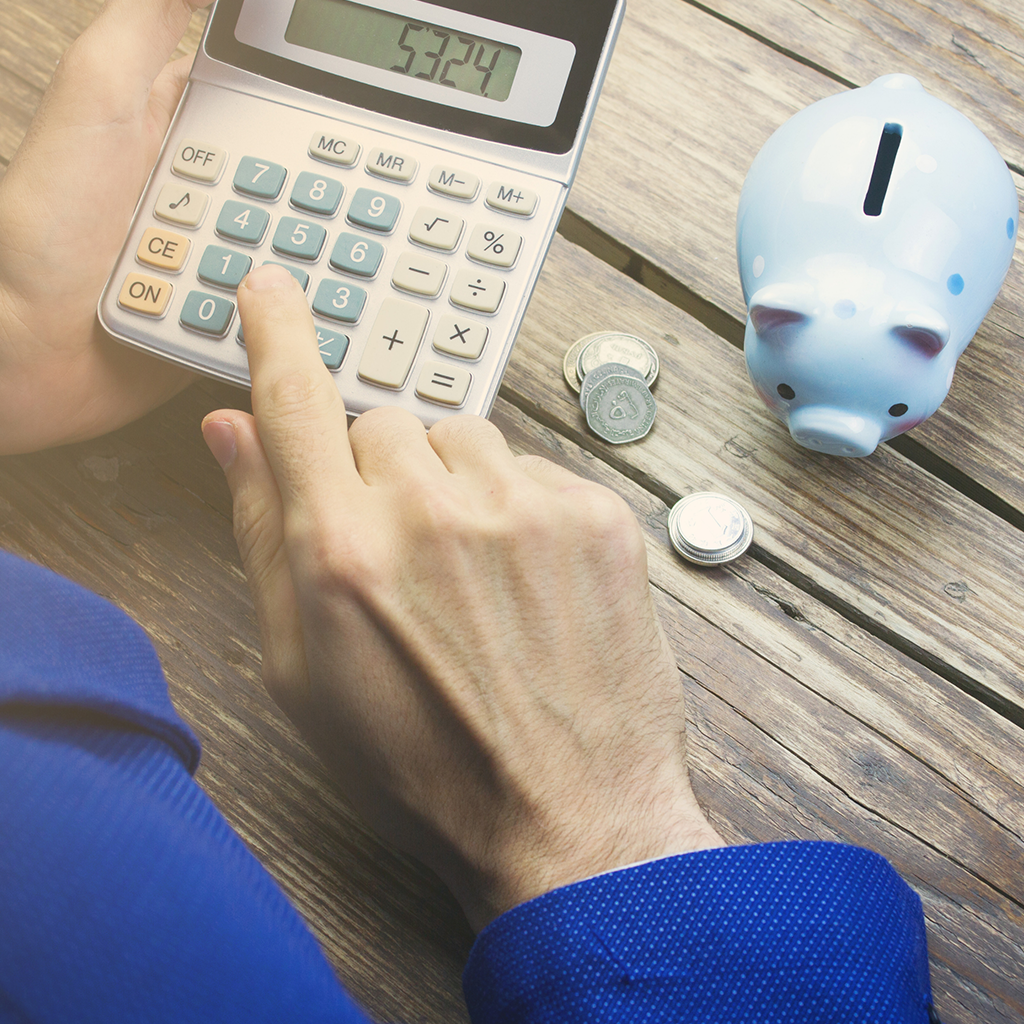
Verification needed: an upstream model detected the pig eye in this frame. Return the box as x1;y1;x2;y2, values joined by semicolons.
777;384;795;400
889;403;908;417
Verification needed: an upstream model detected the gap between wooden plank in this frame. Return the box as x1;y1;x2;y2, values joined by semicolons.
557;204;1024;542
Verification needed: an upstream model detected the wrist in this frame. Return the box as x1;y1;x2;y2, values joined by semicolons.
458;783;725;931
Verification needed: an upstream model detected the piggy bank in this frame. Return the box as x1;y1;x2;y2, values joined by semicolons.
737;74;1019;457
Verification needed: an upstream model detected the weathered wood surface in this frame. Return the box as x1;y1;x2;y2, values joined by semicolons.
2;0;1024;1022
567;0;1024;509
509;238;1024;715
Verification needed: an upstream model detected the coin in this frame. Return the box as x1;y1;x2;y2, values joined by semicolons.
577;333;659;387
668;493;754;565
579;361;647;410
562;332;608;393
584;374;657;444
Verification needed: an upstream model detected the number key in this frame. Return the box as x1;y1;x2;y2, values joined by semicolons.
216;200;270;245
234;157;287;200
330;233;384;277
198;245;252;289
312;279;367;323
348;188;401;232
272;217;327;261
180;290;235;337
290;172;343;216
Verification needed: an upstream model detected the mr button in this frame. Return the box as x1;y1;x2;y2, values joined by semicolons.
172;139;227;183
136;228;190;272
118;273;172;317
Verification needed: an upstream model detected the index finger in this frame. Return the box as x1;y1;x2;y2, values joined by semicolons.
238;263;362;512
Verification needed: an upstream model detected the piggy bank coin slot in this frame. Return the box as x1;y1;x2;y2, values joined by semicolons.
863;122;903;217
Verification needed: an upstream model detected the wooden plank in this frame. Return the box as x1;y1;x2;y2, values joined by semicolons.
566;0;1024;510
2;371;1021;1022
505;235;1024;715
494;408;1024;1024
690;0;1024;171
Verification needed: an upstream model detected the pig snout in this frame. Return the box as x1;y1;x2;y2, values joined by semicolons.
788;406;884;457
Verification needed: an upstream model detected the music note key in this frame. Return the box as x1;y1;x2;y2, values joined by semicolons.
155;183;208;227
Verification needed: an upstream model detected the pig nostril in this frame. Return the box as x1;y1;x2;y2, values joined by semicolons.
778;383;795;399
889;403;908;416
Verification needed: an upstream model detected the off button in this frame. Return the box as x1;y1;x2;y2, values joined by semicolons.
172;139;227;183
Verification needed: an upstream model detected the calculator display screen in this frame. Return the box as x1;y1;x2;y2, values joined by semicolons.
285;0;522;103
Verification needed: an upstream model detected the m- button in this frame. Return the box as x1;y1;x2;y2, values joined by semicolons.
136;228;190;272
485;182;538;217
172;139;227;183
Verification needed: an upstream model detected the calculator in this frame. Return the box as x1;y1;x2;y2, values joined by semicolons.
99;0;625;424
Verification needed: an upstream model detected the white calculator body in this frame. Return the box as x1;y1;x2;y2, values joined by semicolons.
99;0;625;424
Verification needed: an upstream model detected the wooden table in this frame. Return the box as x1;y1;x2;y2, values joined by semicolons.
3;1;1023;1020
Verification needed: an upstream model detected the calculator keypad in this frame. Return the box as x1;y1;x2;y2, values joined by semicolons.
110;103;556;417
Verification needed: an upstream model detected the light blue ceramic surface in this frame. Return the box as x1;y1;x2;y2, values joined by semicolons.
737;74;1019;457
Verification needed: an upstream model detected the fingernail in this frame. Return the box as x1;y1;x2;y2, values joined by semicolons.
242;263;295;292
202;418;237;470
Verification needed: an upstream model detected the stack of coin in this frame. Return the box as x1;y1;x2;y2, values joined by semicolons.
667;492;754;565
564;333;660;445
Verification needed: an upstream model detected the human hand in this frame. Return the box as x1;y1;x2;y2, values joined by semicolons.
0;0;206;455
201;263;724;931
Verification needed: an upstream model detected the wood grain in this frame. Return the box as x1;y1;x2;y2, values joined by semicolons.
566;0;1024;510
1;0;1022;1021
3;367;1021;1021
507;236;1024;715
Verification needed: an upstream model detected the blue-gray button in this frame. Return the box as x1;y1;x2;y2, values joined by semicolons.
234;157;287;200
348;188;400;232
180;290;235;336
330;233;384;277
315;327;349;370
217;201;270;244
198;245;251;289
261;260;309;291
312;279;367;323
291;172;343;216
272;217;326;261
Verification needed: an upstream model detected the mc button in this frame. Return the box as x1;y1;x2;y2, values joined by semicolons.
172;139;227;183
118;273;172;317
136;228;190;272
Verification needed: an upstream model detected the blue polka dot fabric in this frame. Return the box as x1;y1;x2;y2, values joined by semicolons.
464;842;934;1023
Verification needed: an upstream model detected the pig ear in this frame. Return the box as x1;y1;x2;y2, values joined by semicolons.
748;283;816;339
889;305;950;357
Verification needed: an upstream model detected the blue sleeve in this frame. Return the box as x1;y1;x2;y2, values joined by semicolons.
462;842;937;1023
0;551;937;1024
0;550;370;1024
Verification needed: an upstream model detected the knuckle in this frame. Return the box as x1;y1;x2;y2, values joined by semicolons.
259;369;335;424
428;413;494;449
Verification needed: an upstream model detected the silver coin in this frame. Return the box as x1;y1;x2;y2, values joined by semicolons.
584;375;657;444
577;333;659;387
579;361;647;411
562;332;609;393
668;493;754;565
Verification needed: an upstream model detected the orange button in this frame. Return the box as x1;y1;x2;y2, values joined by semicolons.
136;228;190;272
118;273;172;317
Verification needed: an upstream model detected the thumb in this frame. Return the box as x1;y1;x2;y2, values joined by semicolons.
201;411;311;718
55;0;209;125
